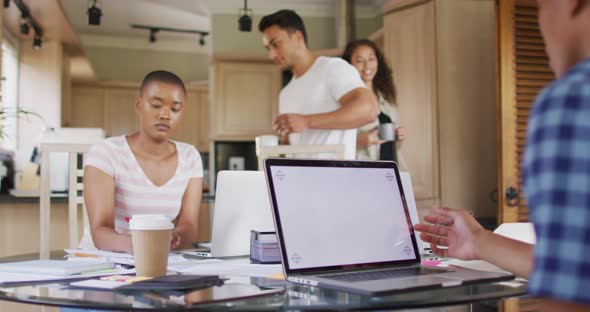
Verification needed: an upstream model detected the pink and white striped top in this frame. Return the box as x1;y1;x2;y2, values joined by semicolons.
80;135;203;248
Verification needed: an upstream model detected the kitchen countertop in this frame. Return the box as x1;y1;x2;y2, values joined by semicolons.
0;193;68;204
0;193;215;204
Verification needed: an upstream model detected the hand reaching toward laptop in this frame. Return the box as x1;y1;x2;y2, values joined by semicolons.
414;206;486;260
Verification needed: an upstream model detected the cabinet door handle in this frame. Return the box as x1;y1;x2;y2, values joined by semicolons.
490;189;498;204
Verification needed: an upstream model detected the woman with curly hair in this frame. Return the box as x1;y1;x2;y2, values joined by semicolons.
343;39;406;161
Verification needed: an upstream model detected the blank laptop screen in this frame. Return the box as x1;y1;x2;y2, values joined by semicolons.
268;163;419;271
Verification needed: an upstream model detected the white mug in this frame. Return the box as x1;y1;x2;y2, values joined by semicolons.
255;135;279;154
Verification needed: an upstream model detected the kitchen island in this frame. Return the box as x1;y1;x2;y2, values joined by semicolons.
0;193;215;258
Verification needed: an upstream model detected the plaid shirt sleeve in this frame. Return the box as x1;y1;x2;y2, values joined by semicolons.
523;59;590;304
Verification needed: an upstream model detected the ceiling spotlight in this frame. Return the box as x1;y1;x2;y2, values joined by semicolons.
238;0;252;32
20;16;30;35
33;34;42;50
3;0;9;8
13;1;44;48
149;28;158;43
87;0;102;26
131;24;208;46
20;21;29;35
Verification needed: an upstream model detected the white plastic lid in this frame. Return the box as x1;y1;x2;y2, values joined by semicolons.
129;214;174;230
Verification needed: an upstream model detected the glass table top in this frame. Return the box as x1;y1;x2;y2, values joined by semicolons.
0;276;527;310
0;253;528;311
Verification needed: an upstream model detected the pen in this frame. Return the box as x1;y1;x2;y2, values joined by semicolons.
117;263;135;269
72;252;101;259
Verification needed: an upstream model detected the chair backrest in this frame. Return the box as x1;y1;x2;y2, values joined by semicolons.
256;144;346;170
39;143;94;259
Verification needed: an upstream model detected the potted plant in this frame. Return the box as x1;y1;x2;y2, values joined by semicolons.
0;108;44;190
0;107;43;139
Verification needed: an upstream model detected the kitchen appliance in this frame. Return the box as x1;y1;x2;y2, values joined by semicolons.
212;141;256;193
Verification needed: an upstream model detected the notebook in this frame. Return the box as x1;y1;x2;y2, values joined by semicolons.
117;274;223;290
194;171;275;257
263;158;514;295
0;260;115;276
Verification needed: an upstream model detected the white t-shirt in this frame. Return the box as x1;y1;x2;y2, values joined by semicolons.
279;56;366;160
80;135;203;249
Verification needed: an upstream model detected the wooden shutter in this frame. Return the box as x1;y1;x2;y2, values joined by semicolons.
498;0;554;224
498;0;553;311
514;0;554;221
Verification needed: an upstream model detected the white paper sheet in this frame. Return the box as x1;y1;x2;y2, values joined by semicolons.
169;258;282;278
494;223;536;244
0;268;135;286
69;279;128;289
65;249;222;267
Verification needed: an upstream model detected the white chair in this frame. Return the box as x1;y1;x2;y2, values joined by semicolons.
39;142;94;259
256;144;346;170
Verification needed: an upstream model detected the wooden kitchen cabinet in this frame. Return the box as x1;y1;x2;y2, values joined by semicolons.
211;60;280;140
69;86;105;129
168;89;197;146
68;82;210;152
197;202;211;243
173;86;209;152
197;90;210;151
104;87;140;137
383;0;497;218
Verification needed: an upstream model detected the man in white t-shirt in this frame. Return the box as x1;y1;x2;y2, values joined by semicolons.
259;10;379;159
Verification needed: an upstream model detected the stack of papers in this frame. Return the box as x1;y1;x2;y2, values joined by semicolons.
0;250;280;287
0;267;135;286
0;260;115;276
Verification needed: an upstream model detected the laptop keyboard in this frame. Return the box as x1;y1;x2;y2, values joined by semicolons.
321;267;448;283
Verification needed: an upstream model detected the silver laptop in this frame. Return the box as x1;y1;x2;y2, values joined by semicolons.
263;158;513;295
196;170;275;257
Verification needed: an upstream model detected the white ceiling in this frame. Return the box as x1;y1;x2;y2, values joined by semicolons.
59;0;387;53
61;0;210;39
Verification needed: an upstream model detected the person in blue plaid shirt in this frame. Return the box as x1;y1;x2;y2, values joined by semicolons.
415;1;590;310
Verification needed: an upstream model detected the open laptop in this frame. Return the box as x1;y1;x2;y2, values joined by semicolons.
263;159;513;295
194;171;275;257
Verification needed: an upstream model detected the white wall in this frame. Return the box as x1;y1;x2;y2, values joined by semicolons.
16;41;64;171
211;14;337;54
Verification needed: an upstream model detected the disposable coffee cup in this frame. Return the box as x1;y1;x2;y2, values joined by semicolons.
129;214;174;277
378;123;396;142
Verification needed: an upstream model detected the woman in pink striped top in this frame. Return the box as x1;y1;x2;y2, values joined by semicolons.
82;70;203;253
